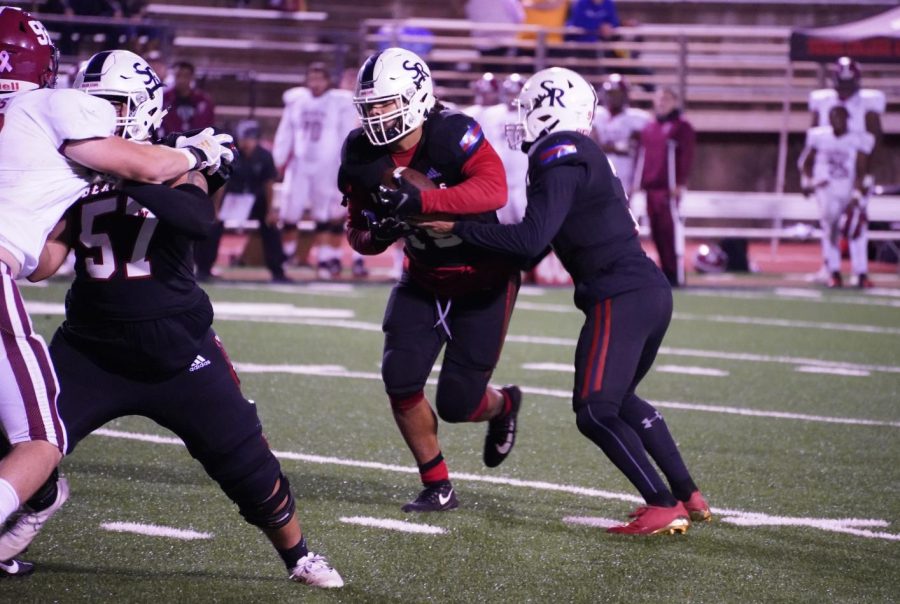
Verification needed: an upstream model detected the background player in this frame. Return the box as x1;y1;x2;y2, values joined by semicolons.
0;7;230;561
466;73;529;225
638;86;695;287
592;73;650;201
422;67;710;535
273;62;363;278
339;48;522;512
6;49;343;588
801;106;875;289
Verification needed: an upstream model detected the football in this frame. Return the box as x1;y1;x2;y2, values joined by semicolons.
381;166;438;192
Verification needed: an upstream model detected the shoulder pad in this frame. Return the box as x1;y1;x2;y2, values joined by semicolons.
860;89;886;114
427;110;485;160
592;105;611;127
340;127;370;163
809;88;836;112
282;86;311;105
805;125;830;147
625;107;652;127
855;131;876;155
529;132;585;171
48;89;117;141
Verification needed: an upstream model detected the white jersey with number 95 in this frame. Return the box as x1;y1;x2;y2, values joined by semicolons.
0;88;116;277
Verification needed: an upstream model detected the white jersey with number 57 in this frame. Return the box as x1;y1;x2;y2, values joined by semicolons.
0;88;116;277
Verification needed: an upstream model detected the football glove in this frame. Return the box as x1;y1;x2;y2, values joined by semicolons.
377;175;423;218
174;127;235;174
363;210;411;243
156;128;236;195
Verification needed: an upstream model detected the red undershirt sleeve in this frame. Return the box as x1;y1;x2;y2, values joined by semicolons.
419;142;508;215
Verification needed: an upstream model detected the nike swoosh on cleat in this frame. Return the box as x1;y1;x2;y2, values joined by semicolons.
0;559;20;574
495;440;513;455
438;489;454;507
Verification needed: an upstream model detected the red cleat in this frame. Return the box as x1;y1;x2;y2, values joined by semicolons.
683;490;712;523
826;272;843;289
856;274;874;289
607;502;691;535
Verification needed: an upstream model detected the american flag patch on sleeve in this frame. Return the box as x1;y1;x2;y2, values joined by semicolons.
539;141;578;165
459;123;484;155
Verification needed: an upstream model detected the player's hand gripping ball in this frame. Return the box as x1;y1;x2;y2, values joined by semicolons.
377;167;436;218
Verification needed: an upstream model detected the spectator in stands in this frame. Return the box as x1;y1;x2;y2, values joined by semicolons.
464;0;524;73
227;120;292;283
273;62;363;279
565;0;620;73
44;0;123;55
639;86;695;287
801;106;875;289
592;73;650;200
518;0;569;59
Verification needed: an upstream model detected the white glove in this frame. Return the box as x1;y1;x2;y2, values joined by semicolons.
175;128;235;174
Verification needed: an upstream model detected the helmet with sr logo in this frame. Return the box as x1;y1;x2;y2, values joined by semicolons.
831;56;861;101
74;50;166;141
506;67;597;151
0;7;58;96
353;47;435;146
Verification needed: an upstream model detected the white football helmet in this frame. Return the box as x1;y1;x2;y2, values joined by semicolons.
353;47;435;146
74;50;166;141
506;67;597;150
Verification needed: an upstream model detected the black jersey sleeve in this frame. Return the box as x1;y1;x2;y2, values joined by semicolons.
454;162;581;260
120;182;216;240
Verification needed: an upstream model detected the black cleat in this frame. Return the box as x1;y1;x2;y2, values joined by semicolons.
0;557;35;578
401;481;459;513
483;385;522;468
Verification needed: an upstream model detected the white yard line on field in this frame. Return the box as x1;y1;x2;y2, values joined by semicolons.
233;363;900;428
339;517;446;535
100;521;212;540
91;428;899;542
25;301;900;374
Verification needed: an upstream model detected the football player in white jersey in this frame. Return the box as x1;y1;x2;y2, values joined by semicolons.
592;73;650;199
273;62;360;278
809;57;884;143
0;6;232;551
467;73;528;224
801;106;875;288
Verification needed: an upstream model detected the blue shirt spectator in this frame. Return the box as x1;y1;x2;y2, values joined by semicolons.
566;0;620;42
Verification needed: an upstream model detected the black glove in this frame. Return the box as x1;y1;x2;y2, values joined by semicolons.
377;176;423;218
363;210;411;243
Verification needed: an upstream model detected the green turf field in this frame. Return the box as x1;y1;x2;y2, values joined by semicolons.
5;280;899;603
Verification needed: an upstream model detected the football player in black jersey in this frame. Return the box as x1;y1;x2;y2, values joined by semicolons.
423;67;711;535
339;48;523;512
12;50;343;588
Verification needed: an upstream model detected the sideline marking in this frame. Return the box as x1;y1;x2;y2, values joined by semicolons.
232;363;900;428
100;521;212;540
339;516;446;535
92;428;899;542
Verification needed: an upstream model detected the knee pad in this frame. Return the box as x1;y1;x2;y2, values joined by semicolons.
575;399;619;438
434;372;483;424
202;433;294;530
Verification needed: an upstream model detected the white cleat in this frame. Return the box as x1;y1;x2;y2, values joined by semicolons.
289;552;344;588
0;477;69;560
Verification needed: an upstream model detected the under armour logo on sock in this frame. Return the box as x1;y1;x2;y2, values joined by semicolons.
641;411;664;430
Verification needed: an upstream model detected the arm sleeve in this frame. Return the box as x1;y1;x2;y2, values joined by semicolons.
453;164;579;259
420;141;508;214
120;182;216;240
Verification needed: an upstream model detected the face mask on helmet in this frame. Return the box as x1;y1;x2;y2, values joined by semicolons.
74;50;166;141
505;67;597;152
0;7;58;96
353;47;435;146
831;56;861;101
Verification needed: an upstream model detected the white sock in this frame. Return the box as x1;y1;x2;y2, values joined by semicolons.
0;478;20;524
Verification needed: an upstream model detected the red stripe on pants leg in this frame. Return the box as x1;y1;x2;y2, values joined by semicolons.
581;303;603;400
592;299;612;394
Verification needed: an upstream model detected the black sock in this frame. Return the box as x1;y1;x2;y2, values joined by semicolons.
277;534;308;570
621;395;698;501
25;470;60;512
